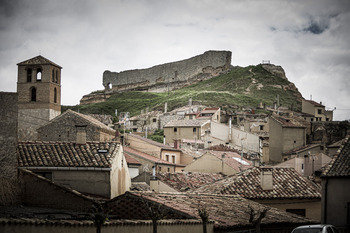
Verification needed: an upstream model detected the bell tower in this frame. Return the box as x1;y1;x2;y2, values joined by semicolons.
17;55;62;141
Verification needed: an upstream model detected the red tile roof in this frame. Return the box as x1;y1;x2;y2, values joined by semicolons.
18;141;120;168
123;147;174;166
124;153;141;166
127;134;180;151
271;115;306;128
322;134;350;177
156;172;225;192
107;191;315;230
192;167;321;199
208;151;252;171
304;99;324;107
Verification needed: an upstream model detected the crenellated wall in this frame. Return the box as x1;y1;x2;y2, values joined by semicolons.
103;50;232;93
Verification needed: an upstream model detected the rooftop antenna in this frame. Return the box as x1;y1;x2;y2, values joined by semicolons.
310;94;312;100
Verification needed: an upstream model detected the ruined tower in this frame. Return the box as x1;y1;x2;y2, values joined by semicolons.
17;55;62;141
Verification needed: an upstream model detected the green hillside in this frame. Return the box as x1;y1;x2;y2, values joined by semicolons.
63;64;302;118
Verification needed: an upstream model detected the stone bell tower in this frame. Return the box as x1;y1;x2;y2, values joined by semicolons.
17;55;62;141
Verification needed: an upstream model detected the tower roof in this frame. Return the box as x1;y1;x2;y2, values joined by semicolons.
17;55;62;68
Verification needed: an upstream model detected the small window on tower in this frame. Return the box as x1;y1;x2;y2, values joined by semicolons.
27;69;32;82
54;88;57;103
55;70;58;83
52;70;55;82
30;87;36;102
36;68;42;81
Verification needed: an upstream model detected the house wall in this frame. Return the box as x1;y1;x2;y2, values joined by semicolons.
231;127;260;153
269;117;305;163
183;153;237;175
0;92;20;205
302;100;326;121
52;170;111;198
269;117;283;163
37;112;114;142
211;121;229;142
282;127;306;152
164;126;201;144
20;170;95;212
110;147;131;198
160;150;181;164
257;199;321;222
322;178;350;228
0;221;213;233
126;135;161;158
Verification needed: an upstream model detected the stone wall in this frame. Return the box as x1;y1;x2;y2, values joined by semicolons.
103;50;232;93
0;92;20;205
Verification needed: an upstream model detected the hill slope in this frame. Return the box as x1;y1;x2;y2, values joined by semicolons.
63;64;303;117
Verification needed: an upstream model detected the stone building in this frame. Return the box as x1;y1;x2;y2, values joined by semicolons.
302;99;333;122
17;55;62;141
37;109;115;142
193;167;322;222
0;92;20;205
18;141;130;199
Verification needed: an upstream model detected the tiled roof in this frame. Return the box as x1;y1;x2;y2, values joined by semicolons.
271;115;306;128
283;144;320;155
156;172;225;192
208;151;252;171
130;182;150;191
192;167;321;199
87;114;114;125
322;134;350;177
18;141;120;168
124;153;141;166
39;109;115;134
127;134;179;151
107;192;314;230
123;147;175;166
304;99;324;107
17;55;62;68
164;119;209;127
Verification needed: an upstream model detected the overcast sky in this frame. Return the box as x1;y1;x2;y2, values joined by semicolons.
1;0;349;120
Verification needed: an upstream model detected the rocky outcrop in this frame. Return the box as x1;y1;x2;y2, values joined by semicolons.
262;64;287;80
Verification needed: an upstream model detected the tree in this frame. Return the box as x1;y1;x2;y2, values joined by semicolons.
248;205;269;233
142;197;166;233
90;202;109;233
198;206;209;233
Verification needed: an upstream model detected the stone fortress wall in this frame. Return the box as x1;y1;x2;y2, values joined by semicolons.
103;50;232;92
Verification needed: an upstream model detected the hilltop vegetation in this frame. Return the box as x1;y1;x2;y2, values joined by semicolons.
63;64;302;117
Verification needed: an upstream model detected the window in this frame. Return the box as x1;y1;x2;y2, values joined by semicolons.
159;167;162;171
172;155;176;163
318;109;322;114
30;87;36;101
27;69;32;82
55;70;58;83
52;70;55;82
259;125;264;131
36;68;42;81
54;88;57;103
153;118;156;123
167;168;170;172
174;127;177;132
193;128;196;133
166;154;169;161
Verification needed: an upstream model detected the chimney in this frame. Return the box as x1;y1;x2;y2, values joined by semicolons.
75;125;87;144
260;167;273;190
150;166;159;192
174;139;179;149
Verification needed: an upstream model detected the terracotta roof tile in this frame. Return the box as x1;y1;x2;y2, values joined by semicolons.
18;141;120;168
124;153;141;165
123;147;174;166
127;134;180;151
164;119;209;127
322;134;350;177
192;167;321;199
107;192;315;229
156;172;225;192
271;115;306;128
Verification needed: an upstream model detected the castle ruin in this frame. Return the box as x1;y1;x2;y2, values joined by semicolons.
80;51;232;104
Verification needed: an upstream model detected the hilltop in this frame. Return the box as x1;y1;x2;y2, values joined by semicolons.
63;63;303;117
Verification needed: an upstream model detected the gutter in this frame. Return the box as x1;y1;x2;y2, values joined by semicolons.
19;166;112;171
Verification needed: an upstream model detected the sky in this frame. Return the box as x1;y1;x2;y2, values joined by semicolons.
0;0;349;120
